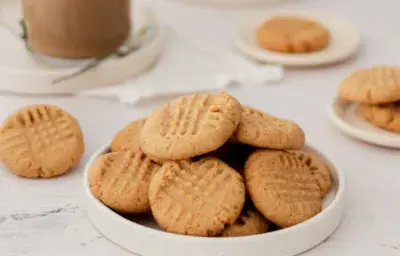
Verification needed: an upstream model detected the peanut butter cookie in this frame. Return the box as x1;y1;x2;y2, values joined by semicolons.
234;106;305;150
358;102;400;133
111;118;146;152
149;157;245;237
257;16;330;53
338;66;400;104
89;150;159;214
140;92;242;160
244;149;331;228
0;105;84;178
220;209;269;237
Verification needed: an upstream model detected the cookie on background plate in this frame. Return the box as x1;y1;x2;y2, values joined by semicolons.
141;92;242;161
111;118;146;152
257;16;330;53
220;209;269;237
234;106;305;150
244;149;331;228
149;157;245;237
358;102;400;133
0;104;84;178
338;66;400;104
89;150;159;214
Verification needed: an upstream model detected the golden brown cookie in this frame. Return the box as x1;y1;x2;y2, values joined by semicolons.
338;66;400;104
110;118;146;152
234;106;305;150
244;149;331;228
140;92;242;160
149;157;246;237
257;16;330;53
0;105;84;178
89;150;159;214
358;102;400;133
220;210;269;237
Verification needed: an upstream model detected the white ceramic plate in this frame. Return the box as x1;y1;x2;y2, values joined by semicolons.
0;0;166;94
234;12;360;67
84;143;346;256
327;97;400;148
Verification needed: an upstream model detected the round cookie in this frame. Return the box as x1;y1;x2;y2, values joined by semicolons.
220;210;269;237
289;150;331;196
111;118;146;152
0;104;84;178
358;102;400;133
149;157;246;237
338;66;400;104
140;92;242;160
244;149;331;228
257;16;330;53
89;150;159;214
234;106;305;150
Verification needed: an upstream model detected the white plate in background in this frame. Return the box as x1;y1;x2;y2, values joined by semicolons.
234;12;360;67
0;0;166;94
327;97;400;149
84;143;345;256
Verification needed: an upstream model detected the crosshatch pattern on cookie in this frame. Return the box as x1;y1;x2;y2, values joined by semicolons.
235;106;305;149
1;106;77;149
141;92;242;160
1;106;78;147
0;128;30;160
159;94;234;137
291;151;331;196
149;157;245;236
0;105;83;178
247;153;322;197
90;150;159;214
245;150;330;228
338;66;400;104
240;107;278;140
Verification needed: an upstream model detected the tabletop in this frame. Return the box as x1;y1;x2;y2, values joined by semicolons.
1;0;400;255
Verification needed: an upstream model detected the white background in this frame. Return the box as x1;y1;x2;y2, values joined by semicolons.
1;0;400;255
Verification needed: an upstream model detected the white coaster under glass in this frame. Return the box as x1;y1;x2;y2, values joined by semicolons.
0;0;166;94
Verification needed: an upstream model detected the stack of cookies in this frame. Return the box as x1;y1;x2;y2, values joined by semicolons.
338;66;400;133
89;92;332;237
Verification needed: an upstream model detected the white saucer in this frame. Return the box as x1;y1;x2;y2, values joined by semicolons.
0;0;166;94
327;98;400;148
84;143;345;256
234;12;360;67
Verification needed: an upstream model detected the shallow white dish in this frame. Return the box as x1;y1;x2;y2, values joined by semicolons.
0;0;165;94
84;143;346;256
234;12;360;67
327;97;400;149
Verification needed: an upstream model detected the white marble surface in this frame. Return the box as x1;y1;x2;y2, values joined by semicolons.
1;0;400;255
